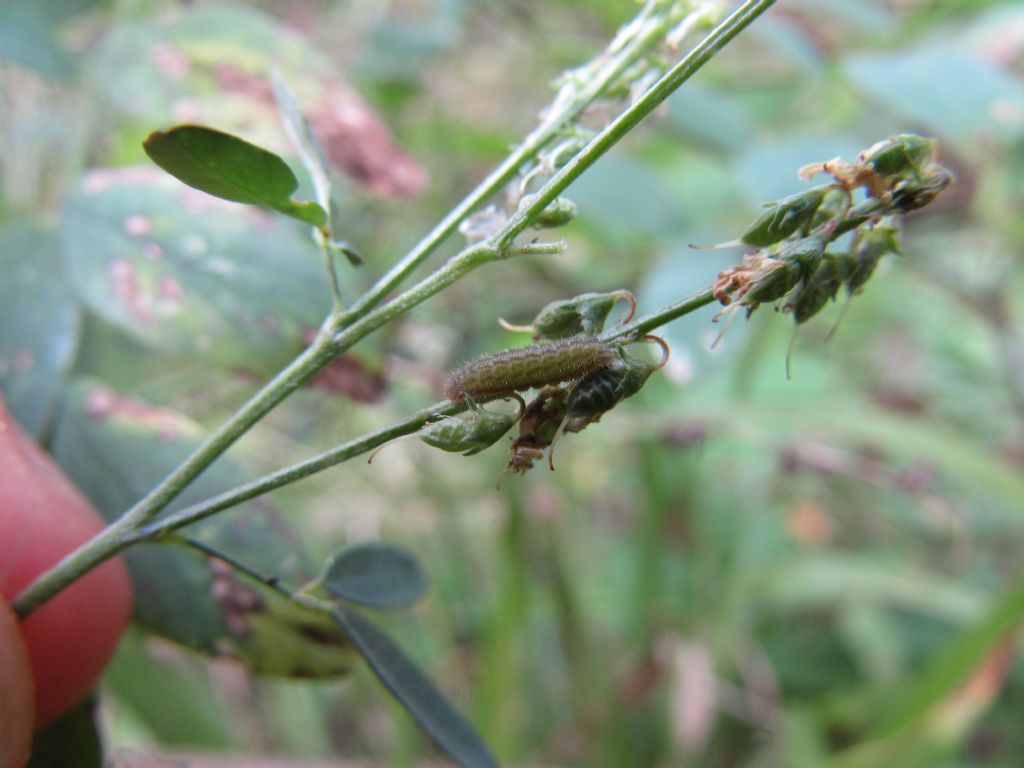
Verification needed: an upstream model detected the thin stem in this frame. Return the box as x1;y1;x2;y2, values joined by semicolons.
12;1;772;619
179;536;292;594
604;287;716;341
317;228;345;310
498;0;778;250
131;400;460;542
14;335;337;617
132;289;719;545
341;0;695;321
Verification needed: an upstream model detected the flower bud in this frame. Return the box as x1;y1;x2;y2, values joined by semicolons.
509;290;634;340
845;226;899;294
520;194;578;229
740;188;828;247
420;399;521;456
861;134;936;178
788;253;845;324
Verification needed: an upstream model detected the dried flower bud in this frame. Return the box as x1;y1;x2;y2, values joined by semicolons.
712;254;798;309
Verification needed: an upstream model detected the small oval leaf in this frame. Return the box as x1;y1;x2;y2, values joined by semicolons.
334;608;497;768
143;125;327;226
324;542;428;609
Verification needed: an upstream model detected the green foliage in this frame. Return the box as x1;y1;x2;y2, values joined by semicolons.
143;125;327;226
51;379;354;677
61;172;331;374
28;698;102;768
323;542;429;609
334;607;498;768
0;228;80;437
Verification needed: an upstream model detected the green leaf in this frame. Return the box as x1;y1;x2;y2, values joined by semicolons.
51;379;354;678
143;125;328;227
0;227;80;437
270;69;331;213
0;3;76;81
61;170;331;376
103;630;236;747
844;44;1024;142
324;542;429;609
666;85;753;153
334;608;497;768
870;573;1024;738
270;70;362;267
28;698;102;768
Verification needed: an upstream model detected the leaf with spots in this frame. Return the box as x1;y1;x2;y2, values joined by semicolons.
144;125;328;227
51;378;354;678
0;227;80;437
61;169;332;375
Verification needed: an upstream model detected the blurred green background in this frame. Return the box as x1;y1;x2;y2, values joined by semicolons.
2;0;1024;766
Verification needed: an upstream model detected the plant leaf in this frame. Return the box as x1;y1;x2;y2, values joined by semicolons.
143;125;327;227
324;542;429;609
334;608;497;768
51;379;355;678
28;698;102;768
0;227;80;437
0;4;76;81
870;573;1024;738
61;169;331;376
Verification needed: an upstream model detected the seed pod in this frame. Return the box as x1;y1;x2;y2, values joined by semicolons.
831;198;884;238
420;397;523;456
808;188;848;229
519;193;578;229
743;258;801;305
500;290;636;340
566;336;669;426
861;134;935;178
740;188;828;247
846;226;899;294
889;167;954;213
567;355;648;418
788;253;845;324
445;336;616;402
775;233;828;278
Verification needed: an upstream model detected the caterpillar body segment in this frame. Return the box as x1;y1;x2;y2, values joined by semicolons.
444;336;616;403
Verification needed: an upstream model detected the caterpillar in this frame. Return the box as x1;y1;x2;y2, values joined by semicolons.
445;336;616;403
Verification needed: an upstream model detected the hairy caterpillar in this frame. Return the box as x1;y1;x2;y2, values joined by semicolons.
445;336;616;403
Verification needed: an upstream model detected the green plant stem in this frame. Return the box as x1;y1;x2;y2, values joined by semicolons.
132;288;720;544
131;400;460;542
339;0;700;321
12;0;772;620
12;336;338;618
604;287;716;340
498;0;777;249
